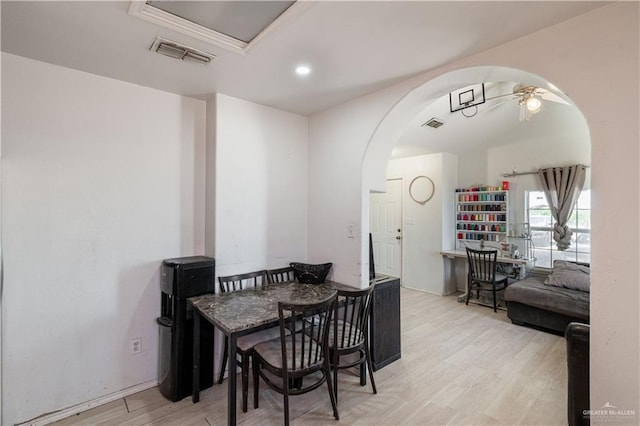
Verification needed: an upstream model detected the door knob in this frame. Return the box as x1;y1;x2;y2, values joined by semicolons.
396;236;402;240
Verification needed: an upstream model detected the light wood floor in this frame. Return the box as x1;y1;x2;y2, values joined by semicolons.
53;288;567;425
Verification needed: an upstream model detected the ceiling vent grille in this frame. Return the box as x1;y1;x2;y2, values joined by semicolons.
130;1;310;56
150;37;215;65
422;117;444;129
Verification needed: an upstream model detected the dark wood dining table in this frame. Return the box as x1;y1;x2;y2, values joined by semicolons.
188;280;354;425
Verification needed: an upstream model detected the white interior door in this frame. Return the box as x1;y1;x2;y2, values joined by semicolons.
370;178;402;278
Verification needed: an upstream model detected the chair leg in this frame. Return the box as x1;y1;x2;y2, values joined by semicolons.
364;343;377;394
241;353;250;413
332;349;339;404
359;349;366;387
492;285;497;313
282;373;290;426
252;357;260;409
465;283;472;306
218;336;229;384
324;357;340;420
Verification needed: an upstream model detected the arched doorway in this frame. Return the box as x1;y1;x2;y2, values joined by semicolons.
362;66;590;292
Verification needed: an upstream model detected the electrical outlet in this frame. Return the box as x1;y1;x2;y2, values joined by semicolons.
131;337;142;354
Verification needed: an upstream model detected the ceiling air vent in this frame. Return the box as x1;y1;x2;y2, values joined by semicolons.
422;117;444;129
150;37;215;65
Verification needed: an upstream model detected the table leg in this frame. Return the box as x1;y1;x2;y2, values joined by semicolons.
456;259;471;303
519;262;526;279
228;333;237;425
192;310;200;403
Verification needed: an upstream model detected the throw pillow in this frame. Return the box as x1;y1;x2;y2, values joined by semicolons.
544;260;590;292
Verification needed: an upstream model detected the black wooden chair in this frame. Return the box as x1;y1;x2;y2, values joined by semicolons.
268;266;307;336
465;248;509;312
331;285;377;402
266;266;295;284
217;270;281;412
252;292;339;426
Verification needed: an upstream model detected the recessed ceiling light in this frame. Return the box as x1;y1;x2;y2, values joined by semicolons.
295;65;311;76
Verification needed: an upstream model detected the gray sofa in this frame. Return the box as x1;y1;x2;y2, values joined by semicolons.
504;261;590;335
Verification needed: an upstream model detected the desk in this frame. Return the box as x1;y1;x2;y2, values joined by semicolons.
440;250;531;303
188;281;348;425
440;249;529;278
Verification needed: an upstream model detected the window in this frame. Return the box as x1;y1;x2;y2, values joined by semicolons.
526;190;591;268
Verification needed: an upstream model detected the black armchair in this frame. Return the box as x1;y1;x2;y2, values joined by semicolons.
566;322;590;426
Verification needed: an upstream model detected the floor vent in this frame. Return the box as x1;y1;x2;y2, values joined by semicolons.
422;117;444;129
150;37;215;65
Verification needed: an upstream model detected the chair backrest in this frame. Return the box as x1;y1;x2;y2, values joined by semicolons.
466;248;499;282
266;267;295;284
335;285;375;350
278;292;338;372
218;270;267;293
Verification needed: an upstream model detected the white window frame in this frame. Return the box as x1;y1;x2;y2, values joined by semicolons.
526;190;591;268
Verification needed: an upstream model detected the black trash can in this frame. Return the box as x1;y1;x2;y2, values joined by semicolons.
158;256;215;401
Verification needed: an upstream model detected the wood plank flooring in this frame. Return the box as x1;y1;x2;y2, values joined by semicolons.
53;288;567;425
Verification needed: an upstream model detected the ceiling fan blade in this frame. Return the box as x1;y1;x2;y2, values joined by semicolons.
484;92;515;102
538;90;570;105
519;104;526;122
484;98;511;112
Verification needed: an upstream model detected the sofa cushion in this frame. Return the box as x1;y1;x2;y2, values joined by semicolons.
544;260;590;293
504;272;590;321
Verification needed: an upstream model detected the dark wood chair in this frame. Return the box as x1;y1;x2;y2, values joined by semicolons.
331;285;377;402
266;266;295;284
217;270;281;412
465;248;509;312
252;292;339;426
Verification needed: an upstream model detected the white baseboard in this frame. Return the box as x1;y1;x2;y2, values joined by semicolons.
402;285;449;297
18;380;158;426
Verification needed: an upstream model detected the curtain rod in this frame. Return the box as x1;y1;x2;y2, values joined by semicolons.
502;170;537;177
502;165;590;178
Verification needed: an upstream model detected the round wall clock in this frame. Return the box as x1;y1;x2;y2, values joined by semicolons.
409;175;435;205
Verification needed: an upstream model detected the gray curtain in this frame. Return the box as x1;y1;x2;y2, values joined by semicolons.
537;165;586;251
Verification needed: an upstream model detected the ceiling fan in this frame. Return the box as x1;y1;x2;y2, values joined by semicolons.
486;83;570;122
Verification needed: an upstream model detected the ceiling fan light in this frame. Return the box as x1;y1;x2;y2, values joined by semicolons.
526;96;542;113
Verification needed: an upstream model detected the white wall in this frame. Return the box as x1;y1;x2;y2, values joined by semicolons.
309;85;408;286
204;94;308;380
211;93;308;278
1;53;207;425
449;127;592;291
457;147;487;188
453;122;592;236
308;3;639;418
386;153;457;294
486;122;591;228
0;3;4;414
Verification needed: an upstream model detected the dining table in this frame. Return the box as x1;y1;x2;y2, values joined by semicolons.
188;280;355;426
